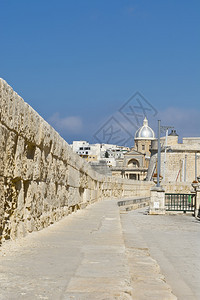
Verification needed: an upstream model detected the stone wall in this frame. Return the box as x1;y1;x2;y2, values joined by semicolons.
149;137;200;183
0;78;153;244
162;182;192;194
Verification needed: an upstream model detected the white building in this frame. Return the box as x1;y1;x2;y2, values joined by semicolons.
71;141;129;167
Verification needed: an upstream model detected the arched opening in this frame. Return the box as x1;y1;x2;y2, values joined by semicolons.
127;159;139;168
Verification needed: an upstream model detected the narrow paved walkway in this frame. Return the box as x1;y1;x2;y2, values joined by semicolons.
0;199;197;299
1;199;130;300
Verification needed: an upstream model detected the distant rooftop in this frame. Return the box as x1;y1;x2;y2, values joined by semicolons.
169;129;178;136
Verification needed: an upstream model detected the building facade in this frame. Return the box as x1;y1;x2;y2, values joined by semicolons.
147;130;200;183
111;117;155;180
71;141;129;167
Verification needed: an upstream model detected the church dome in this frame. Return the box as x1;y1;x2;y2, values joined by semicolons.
135;117;155;140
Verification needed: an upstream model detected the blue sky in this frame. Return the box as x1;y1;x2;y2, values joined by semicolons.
0;0;199;146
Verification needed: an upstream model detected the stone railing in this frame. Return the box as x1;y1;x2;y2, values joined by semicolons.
118;196;150;211
0;78;153;244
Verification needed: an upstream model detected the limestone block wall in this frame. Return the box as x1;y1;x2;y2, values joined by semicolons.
162;182;192;194
160;152;197;183
0;79;152;244
149;141;200;183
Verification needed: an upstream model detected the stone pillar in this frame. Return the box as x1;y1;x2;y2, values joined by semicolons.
149;186;166;215
195;188;200;218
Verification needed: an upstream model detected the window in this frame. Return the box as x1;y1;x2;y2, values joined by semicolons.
129;174;137;180
80;147;83;150
128;159;139;168
142;145;145;150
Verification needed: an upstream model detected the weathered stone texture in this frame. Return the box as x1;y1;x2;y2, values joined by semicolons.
0;78;153;244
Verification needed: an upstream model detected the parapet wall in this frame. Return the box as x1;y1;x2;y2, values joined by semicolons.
163;182;192;194
0;79;153;244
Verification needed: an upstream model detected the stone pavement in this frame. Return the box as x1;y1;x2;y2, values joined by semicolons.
0;199;197;300
121;208;200;300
